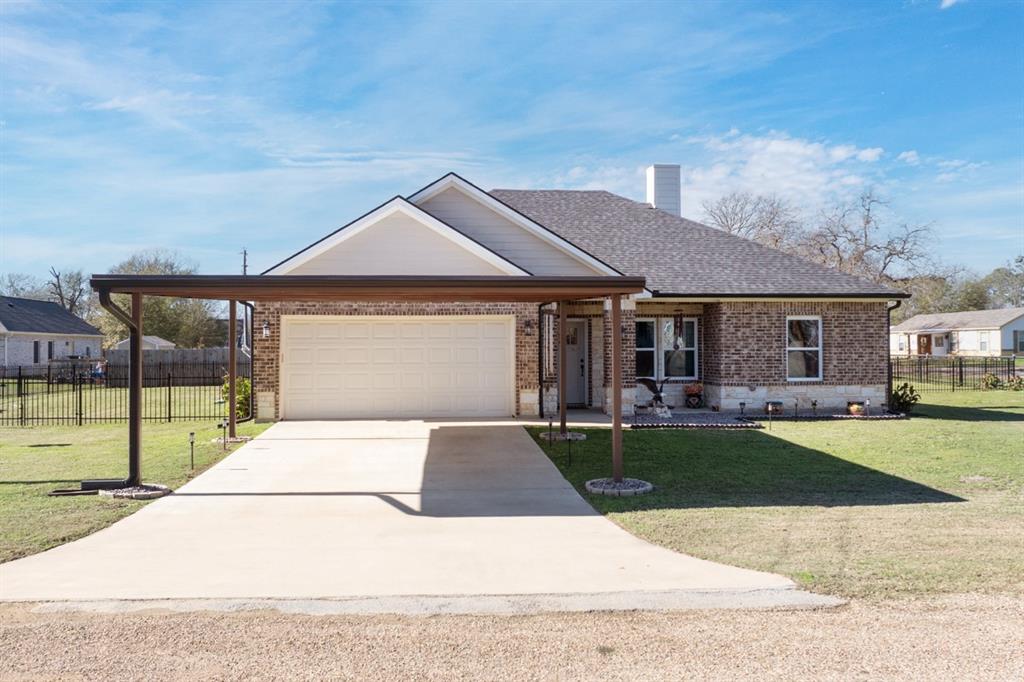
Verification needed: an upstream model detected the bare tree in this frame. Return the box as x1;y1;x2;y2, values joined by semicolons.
801;189;932;284
702;192;803;250
46;267;91;316
0;273;47;299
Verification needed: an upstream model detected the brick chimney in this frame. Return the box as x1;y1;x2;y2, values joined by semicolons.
645;164;681;216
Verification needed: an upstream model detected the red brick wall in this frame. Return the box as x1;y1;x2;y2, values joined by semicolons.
702;301;889;386
253;301;540;419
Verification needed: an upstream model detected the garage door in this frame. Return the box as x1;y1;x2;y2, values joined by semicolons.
280;316;514;419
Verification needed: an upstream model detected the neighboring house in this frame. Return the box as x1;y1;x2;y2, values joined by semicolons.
112;335;177;351
0;296;104;367
250;165;905;420
890;308;1024;357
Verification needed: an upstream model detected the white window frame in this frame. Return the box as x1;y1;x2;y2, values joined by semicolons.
898;336;906;352
979;331;989;352
934;334;944;348
635;318;657;380
786;315;823;382
635;317;699;380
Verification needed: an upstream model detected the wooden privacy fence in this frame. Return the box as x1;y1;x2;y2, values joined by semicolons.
891;355;1018;392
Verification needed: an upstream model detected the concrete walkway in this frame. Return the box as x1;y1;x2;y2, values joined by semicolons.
1;421;836;613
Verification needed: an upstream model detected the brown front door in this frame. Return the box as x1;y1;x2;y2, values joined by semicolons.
917;334;931;355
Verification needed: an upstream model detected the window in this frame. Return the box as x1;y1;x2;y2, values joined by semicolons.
786;316;822;381
635;319;656;379
949;332;958;352
33;341;40;364
85;346;92;358
47;341;54;360
898;336;906;352
635;318;699;380
1017;332;1024;353
661;318;697;378
979;331;989;352
934;335;944;348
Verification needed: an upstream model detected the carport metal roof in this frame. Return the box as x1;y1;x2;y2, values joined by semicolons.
90;274;646;302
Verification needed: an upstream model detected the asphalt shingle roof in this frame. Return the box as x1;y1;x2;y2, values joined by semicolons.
0;296;102;335
489;189;905;298
892;307;1024;333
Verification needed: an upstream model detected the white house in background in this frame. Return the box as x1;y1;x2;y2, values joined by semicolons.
0;296;104;367
890;307;1024;357
112;335;177;351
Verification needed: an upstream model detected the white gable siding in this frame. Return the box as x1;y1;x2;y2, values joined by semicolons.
418;187;601;276
285;212;508;276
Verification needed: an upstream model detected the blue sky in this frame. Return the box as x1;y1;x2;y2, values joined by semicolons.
1;0;1021;277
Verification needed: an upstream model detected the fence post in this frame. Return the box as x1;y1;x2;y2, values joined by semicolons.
77;374;83;427
958;357;964;388
17;366;23;398
47;364;51;394
167;372;172;423
18;366;25;426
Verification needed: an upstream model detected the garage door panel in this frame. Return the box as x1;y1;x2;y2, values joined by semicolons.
283;317;513;419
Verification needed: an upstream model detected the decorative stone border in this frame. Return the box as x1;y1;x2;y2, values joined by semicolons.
585;477;654;497
210;436;254;444
99;484;172;500
758;412;909;422
538;431;587;442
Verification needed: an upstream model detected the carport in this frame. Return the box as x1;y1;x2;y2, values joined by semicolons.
89;274;645;490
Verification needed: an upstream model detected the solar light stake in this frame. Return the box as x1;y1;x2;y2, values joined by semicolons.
221;420;227;450
794;399;799;419
811;400;818;417
189;431;195;470
738;402;746;417
865;399;871;417
548;418;553;443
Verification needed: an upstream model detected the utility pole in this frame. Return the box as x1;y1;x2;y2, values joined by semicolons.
240;248;248;275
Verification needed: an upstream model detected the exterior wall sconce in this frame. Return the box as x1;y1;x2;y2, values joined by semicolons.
523;319;536;336
261;320;270;338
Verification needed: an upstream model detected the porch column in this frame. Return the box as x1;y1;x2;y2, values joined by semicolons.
128;292;143;487
558;300;567;435
228;299;237;439
610;294;623;482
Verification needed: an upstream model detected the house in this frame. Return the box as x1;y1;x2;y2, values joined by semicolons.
890;308;1024;357
112;335;176;351
0;295;104;367
245;165;905;420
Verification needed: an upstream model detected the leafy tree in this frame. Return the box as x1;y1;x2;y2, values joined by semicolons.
981;255;1024;308
95;249;220;349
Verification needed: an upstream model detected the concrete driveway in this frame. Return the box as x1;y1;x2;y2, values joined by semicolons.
1;421;832;613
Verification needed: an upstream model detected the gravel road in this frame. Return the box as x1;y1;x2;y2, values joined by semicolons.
1;594;1021;680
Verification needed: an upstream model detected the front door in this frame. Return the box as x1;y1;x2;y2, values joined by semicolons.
917;334;931;355
565;319;587;407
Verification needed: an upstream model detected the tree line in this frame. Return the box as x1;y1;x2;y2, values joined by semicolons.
1;249;224;349
700;189;1023;321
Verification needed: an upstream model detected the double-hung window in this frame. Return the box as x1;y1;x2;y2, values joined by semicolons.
979;331;989;352
786;316;822;381
635;318;698;380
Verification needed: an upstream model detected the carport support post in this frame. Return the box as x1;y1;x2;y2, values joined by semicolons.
610;294;623;482
128;292;143;487
228;299;237;439
558;300;568;435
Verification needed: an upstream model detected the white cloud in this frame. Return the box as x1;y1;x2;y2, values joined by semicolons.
897;150;921;165
857;147;884;162
940;0;963;9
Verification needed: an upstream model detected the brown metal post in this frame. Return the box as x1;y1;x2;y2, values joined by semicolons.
558;300;567;435
610;294;623;482
128;292;143;487
228;299;237;439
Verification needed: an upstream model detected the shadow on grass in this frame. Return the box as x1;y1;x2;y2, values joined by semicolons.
532;428;966;509
916;402;1024;422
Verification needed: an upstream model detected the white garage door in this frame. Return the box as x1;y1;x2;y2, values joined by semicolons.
281;316;514;419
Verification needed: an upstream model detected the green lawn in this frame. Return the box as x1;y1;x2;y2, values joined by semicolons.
0;419;270;563
530;390;1024;600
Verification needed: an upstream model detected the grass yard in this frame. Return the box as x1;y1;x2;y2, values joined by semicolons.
0;419;270;563
530;390;1024;600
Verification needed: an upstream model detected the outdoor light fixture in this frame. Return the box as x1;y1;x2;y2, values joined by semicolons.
261;320;270;338
738;401;746;416
811;400;818;416
865;398;871;416
188;431;195;470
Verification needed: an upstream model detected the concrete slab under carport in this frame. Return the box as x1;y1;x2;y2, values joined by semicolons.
0;420;839;614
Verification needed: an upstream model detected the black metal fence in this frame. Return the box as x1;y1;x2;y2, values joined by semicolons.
891;355;1019;392
0;360;251;426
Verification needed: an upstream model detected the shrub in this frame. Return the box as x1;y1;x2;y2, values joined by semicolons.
1006;375;1024;391
889;382;920;414
221;376;252;419
980;373;1002;390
